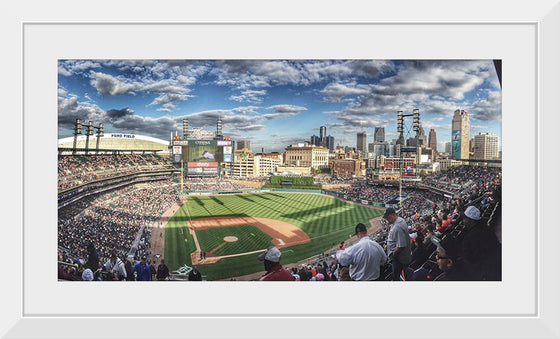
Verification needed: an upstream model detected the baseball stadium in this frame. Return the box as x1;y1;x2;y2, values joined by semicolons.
57;117;502;282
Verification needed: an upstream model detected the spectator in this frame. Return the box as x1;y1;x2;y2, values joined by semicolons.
156;259;170;281
188;266;202;281
298;266;311;281
124;259;134;281
461;206;502;281
85;242;99;271
338;266;351;281
81;268;94;281
132;256;151;281
290;267;300;281
432;236;471;281
384;208;412;281
148;259;156;281
103;252;127;281
336;223;387;281
257;246;294;281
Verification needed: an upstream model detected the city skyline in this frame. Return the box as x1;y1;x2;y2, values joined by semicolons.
58;59;502;153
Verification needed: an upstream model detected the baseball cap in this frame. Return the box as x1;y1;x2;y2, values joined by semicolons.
257;246;282;262
354;223;367;235
464;206;481;220
431;236;461;260
81;268;94;281
383;208;397;219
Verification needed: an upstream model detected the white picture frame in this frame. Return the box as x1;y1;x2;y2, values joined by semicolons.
3;0;560;338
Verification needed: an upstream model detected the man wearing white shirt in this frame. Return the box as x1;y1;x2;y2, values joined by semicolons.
336;223;387;281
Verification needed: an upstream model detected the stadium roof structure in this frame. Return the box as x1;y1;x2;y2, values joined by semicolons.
58;133;170;153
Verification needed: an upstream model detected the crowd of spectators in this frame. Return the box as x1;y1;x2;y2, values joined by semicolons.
278;165;502;282
58;179;181;281
58;154;174;192
423;166;501;194
334;183;398;203
184;178;251;192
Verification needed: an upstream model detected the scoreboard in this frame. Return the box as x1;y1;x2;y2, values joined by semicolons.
171;139;233;176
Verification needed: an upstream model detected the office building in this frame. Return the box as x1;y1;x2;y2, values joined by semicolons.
428;129;437;151
374;127;385;143
285;142;329;169
310;135;320;146
445;142;452;154
237;140;251;151
356;132;367;153
473;132;499;160
325;135;335;152
451;109;470;159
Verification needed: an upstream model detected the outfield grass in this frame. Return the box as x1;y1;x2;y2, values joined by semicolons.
164;192;383;280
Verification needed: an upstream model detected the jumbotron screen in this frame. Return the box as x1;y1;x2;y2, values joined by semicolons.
183;140;219;163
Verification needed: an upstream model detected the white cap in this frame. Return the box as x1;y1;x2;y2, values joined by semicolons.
257;246;282;262
81;268;94;281
464;206;481;220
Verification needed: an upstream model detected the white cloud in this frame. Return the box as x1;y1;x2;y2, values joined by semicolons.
320;82;372;102
58;60;102;76
229;89;267;103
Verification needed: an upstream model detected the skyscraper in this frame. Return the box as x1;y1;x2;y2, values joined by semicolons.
445;142;452;154
356;132;367;153
374;127;385;143
310;135;320;146
418;125;427;146
451;109;470;159
237;140;251;150
325;135;335;152
473;132;499;160
320;126;327;141
428;128;437;151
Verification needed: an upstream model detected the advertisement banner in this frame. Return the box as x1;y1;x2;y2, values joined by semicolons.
361;200;369;205
172;146;182;154
223;146;232;154
187;162;218;168
187;167;204;174
452;129;461;159
223;154;232;162
173;154;181;163
217;140;231;146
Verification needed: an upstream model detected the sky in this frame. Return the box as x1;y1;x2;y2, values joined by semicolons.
58;60;502;153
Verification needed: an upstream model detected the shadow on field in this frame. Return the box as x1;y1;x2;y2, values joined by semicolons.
190;197;213;215
253;193;315;211
235;194;285;215
210;196;238;214
281;199;347;219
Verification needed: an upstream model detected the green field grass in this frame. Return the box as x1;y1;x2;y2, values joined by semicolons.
164;192;383;280
196;225;272;256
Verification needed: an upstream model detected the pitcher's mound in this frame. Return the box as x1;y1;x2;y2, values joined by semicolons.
223;236;238;242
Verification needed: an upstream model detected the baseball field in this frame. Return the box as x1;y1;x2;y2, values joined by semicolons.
164;192;384;280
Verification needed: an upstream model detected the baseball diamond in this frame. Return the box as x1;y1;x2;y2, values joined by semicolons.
164;192;384;280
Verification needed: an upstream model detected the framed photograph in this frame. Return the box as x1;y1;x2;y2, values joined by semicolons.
4;0;560;338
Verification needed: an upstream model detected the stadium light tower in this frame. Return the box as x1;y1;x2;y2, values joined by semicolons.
95;123;104;154
412;109;420;174
84;121;94;155
72;119;82;155
395;109;421;215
